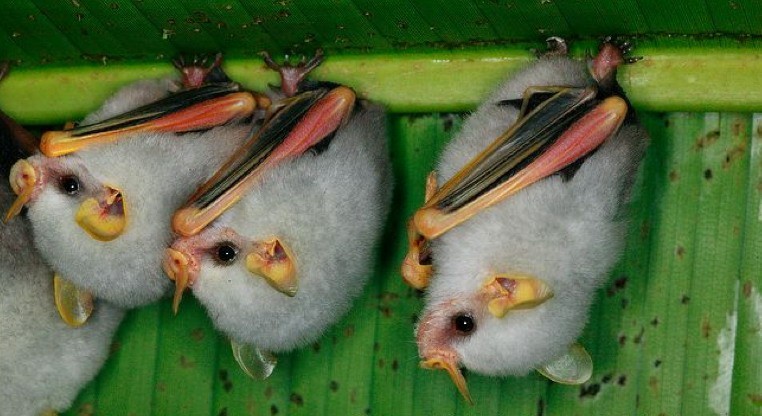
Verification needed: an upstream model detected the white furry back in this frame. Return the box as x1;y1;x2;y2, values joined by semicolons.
424;56;647;375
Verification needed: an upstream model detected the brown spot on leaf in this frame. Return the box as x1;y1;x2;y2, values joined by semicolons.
676;245;685;259
621;298;629;309
618;375;627;386
650;317;660;326
602;373;613;383
748;393;762;405
191;328;205;342
329;380;339;392
109;341;121;355
179;355;196;369
654;359;662;367
743;281;752;298
223;381;233;393
669;170;680;182
264;386;273;399
379;306;392;317
344;325;355;337
704;169;713;180
378;359;385;368
701;316;712;338
694;130;720;149
722;143;747;169
270;404;278;415
681;295;691;304
219;369;229;381
607;276;628;297
537;398;545;416
312;342;321;353
732;121;744;137
649;376;659;393
640;220;651;240
618;334;628;346
392;360;399;371
218;408;228;416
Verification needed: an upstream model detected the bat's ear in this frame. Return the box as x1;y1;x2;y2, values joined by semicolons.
537;343;593;385
75;185;127;242
53;273;94;327
231;340;277;380
481;275;553;318
246;237;297;297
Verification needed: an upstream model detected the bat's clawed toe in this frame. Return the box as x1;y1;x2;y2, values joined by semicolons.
174;52;227;89
481;275;554;318
246;238;298;296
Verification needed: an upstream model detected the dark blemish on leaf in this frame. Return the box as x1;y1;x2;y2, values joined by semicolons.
669;170;679;182
109;341;121;355
219;369;229;381
636;394;640;408
77;403;94;416
223;381;233;392
664;118;670;128
602;374;613;383
640;220;651;240
373;342;380;352
654;359;662;367
681;295;691;304
743;281;752;298
365;408;372;415
537;398;545;416
312;342;321;353
676;245;685;259
618;334;628;346
701;316;712;338
278;9;290;18
579;383;601;398
329;380;339;392
378;359;385;368
392;360;399;371
704;169;713;180
344;325;355;337
270;404;279;415
650;317;659;326
607;276;628;297
621;298;629;309
191;328;205;341
218;408;228;416
396;20;409;30
618;375;627;386
290;393;304;406
264;386;273;399
633;327;644;344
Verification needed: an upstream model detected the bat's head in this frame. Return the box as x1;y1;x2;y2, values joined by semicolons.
164;102;391;353
7;124;250;308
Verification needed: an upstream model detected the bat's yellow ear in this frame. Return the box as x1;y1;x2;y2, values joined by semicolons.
537;344;593;385
481;275;554;318
246;238;297;297
230;340;277;380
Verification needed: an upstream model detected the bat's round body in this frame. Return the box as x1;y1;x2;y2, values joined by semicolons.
22;79;254;308
170;101;392;353
415;50;647;392
0;184;123;416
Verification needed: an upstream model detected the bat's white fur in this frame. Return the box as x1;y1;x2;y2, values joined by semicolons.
189;103;392;352
0;185;124;416
422;56;647;376
27;79;253;308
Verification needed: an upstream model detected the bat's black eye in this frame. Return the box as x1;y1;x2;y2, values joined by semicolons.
453;314;475;335
59;176;80;195
214;242;238;265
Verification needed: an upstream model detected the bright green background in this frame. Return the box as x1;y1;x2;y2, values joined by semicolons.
0;1;759;415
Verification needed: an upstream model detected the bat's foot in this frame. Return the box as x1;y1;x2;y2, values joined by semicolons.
600;35;642;64
260;49;324;97
173;52;229;88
